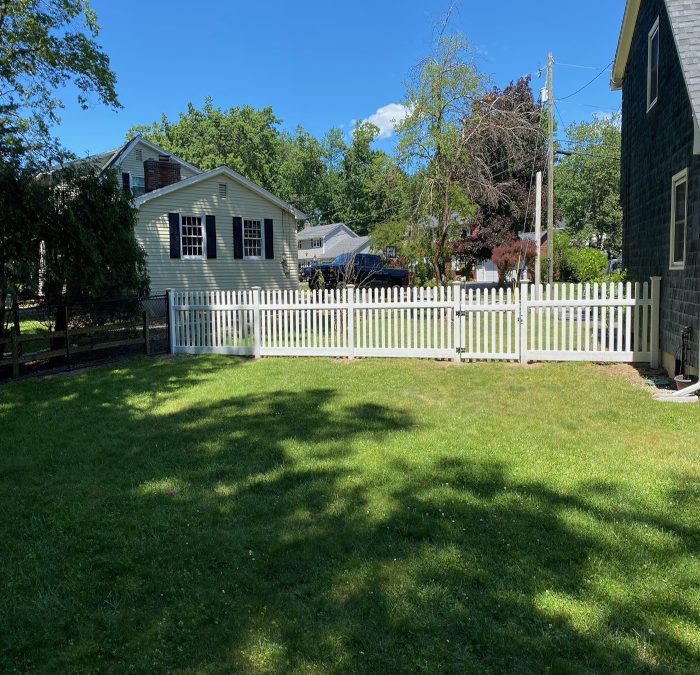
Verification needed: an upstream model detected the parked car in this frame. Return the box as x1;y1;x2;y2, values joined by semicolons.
608;258;624;275
306;253;409;290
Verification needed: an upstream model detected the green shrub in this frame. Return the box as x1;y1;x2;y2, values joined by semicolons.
562;247;608;283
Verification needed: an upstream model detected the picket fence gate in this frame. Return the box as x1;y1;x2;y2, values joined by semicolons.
167;277;661;366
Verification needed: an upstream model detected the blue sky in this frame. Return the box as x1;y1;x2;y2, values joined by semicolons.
57;0;626;156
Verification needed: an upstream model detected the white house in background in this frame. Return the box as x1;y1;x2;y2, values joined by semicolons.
297;223;371;273
63;135;305;294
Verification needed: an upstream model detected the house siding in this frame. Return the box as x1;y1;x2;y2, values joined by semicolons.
621;0;700;369
136;174;299;294
119;139;198;182
298;227;356;263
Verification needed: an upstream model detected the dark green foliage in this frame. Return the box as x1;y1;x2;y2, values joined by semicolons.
41;166;149;305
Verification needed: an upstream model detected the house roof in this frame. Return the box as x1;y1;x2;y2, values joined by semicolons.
134;165;307;220
104;136;203;176
612;0;700;130
297;222;361;240
48;135;203;176
323;235;371;259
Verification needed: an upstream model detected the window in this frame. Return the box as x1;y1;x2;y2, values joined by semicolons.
312;238;322;248
131;176;145;197
298;240;303;249
244;219;263;258
218;183;227;198
181;215;205;258
670;169;688;269
134;148;143;162
647;18;660;111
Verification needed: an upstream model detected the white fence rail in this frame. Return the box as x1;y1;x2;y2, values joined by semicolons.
169;278;660;366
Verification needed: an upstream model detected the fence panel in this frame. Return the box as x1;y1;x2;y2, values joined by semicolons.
522;280;655;363
170;290;255;355
168;278;660;366
459;286;520;361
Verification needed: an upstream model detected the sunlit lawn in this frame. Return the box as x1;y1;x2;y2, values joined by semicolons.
1;356;699;673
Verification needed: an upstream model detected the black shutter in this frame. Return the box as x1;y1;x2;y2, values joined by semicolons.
264;218;274;259
121;172;131;195
205;215;216;259
168;212;181;259
233;216;243;259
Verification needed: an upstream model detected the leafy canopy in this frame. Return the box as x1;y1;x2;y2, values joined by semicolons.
555;114;622;255
0;1;120;163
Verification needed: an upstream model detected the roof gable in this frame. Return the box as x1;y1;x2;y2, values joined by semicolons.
613;0;700;130
297;223;361;241
105;136;203;176
133;165;306;220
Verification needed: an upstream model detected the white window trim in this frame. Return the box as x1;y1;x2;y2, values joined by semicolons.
311;237;323;249
669;168;688;270
180;214;206;260
243;218;264;260
647;17;660;113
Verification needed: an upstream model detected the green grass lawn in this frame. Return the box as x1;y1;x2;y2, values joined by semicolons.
1;356;699;673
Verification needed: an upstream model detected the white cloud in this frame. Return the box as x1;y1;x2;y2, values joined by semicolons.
363;102;410;139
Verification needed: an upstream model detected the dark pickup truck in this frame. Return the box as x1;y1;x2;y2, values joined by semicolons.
304;253;409;290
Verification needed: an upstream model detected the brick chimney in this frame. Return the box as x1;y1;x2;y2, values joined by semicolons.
144;156;181;192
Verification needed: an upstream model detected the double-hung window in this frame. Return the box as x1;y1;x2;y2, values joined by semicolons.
647;18;660;111
670;169;688;270
312;238;322;249
244;219;263;258
181;215;205;258
131;176;145;197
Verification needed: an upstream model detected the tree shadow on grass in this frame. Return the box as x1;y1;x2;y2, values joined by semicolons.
1;356;698;673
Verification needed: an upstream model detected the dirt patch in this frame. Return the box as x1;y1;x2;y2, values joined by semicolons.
589;362;670;392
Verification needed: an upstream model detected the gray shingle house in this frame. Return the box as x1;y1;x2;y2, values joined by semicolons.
612;0;700;376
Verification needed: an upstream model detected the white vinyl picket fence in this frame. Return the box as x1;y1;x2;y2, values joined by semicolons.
168;277;660;366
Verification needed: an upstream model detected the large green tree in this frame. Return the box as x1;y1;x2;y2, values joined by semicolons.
397;32;484;283
0;0;120;163
555;114;622;255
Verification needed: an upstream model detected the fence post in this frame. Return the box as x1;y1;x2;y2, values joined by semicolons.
519;283;529;364
143;311;150;355
650;276;661;368
347;284;355;360
452;281;461;363
252;287;262;359
11;327;19;379
165;289;173;354
64;304;71;369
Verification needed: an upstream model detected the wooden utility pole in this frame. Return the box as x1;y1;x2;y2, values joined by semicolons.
535;170;542;292
547;52;555;284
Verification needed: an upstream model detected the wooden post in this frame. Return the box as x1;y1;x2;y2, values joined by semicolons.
252;287;262;359
519;283;529;364
347;284;355;360
452;281;461;363
650;276;661;368
143;310;150;355
11;327;19;379
534;171;542;293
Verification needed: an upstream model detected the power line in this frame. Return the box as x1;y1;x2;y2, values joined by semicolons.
557;59;614;101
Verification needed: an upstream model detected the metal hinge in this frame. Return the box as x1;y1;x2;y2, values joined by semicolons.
455;310;467;317
455;347;467;354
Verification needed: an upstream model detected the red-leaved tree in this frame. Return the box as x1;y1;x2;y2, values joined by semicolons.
491;239;537;285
